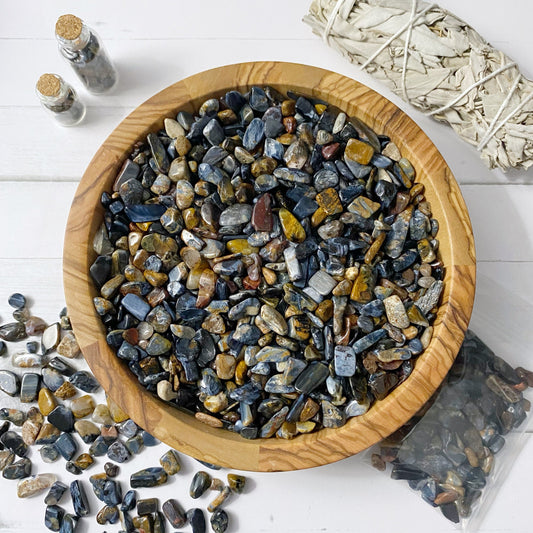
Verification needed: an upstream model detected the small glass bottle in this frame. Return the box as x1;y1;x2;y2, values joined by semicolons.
55;14;118;94
36;74;86;126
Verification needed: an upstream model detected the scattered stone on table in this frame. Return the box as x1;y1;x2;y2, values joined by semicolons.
0;370;20;397
3;457;32;479
45;481;68;505
56;332;80;359
107;440;130;463
48;406;75;433
17;473;56;498
70;480;90;517
210;508;229;533
160;449;181;475
44;504;64;532
130;467;168;488
162;498;187;528
190;471;211;499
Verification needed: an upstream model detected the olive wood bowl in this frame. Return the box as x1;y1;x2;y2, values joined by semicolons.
63;61;476;471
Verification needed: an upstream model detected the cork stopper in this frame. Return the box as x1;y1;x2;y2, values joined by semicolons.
55;14;83;40
36;74;61;97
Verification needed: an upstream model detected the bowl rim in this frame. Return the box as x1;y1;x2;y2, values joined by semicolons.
63;61;476;472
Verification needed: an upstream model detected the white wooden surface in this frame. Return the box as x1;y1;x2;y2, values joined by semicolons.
0;1;532;532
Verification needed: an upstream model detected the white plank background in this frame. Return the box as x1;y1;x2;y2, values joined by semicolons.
0;1;532;532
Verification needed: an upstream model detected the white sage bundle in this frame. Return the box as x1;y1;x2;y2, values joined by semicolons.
303;0;533;171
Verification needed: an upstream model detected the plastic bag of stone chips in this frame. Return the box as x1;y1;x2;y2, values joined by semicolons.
367;330;532;530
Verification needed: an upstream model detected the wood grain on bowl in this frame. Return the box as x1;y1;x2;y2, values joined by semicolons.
63;62;475;471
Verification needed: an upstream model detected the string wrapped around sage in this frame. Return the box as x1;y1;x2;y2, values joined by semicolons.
303;0;533;171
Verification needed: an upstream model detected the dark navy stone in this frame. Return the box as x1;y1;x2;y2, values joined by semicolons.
264;118;285;138
360;299;384;318
26;341;39;353
210;508;229;533
0;340;6;356
293;196;318;219
3;457;31;479
147;133;170;173
102;479;123;506
249;86;269;112
42;367;64;392
224;91;246;113
54;433;78;460
117;341;140;361
45;481;68;505
121;489;137;512
187;115;212;142
392;250;418;272
130;467;168;488
107;440;130;463
69;371;100;393
124;204;166;223
8;293;26;309
339;184;364;204
121;293;151;321
228;382;262;405
58;513;78;533
45;504;64;532
295;96;318;121
294;362;329;394
242;118;265;151
0;430;28;457
203;118;225;146
187;508;206;533
70;480;90;517
141;431;159;447
351;329;387;354
88;436;109;457
125;434;144;454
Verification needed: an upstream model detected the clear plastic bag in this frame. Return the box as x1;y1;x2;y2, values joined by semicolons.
367;329;532;530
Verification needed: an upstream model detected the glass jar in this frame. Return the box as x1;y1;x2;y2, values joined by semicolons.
36;74;86;127
55;14;118;94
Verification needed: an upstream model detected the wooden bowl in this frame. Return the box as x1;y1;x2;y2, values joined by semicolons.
63;62;476;471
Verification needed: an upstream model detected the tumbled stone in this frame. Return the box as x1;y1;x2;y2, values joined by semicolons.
70;371;100;393
1;430;28;457
17;473;56;498
162;498;187;528
70;480;90;517
210;508;229;533
71;395;96;419
56;332;80;359
73;420;99;444
0;450;14;471
48;406;75;433
227;473;246;493
130;467;168;488
54;433;78;460
36;423;61;445
383;295;410;329
107;440;130;463
0;322;27;342
159;449;180;475
279;208;306;243
0;370;20;397
45;481;68;505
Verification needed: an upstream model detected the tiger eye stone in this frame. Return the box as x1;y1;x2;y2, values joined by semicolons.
279;208;306;243
226;240;259;255
315;188;342;216
251;157;277;177
38;388;57;416
344;138;374;165
350;264;375;303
